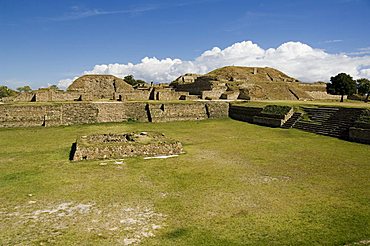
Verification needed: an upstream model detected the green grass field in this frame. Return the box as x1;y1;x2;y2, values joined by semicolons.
0;119;369;245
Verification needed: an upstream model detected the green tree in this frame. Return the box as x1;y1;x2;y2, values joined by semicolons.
16;85;32;93
48;85;59;90
123;75;137;86
135;79;147;85
123;75;147;87
0;85;18;98
357;78;370;102
327;73;356;102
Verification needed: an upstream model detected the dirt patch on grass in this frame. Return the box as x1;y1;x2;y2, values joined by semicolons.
0;201;166;245
345;240;370;246
246;175;291;185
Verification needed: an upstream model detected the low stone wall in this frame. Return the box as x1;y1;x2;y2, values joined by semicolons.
95;102;148;123
306;91;345;100
61;103;98;126
0;104;61;127
349;127;370;144
252;116;284;127
115;91;151;101
229;105;263;123
0;101;229;128
230;105;294;127
252;108;293;127
202;89;226;100
155;90;189;101
220;91;240;100
7;90;89;103
206;102;230;119
147;102;228;123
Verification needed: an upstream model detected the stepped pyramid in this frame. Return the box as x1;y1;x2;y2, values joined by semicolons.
171;66;329;100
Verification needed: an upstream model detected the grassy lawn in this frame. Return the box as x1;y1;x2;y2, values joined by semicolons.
0;119;369;245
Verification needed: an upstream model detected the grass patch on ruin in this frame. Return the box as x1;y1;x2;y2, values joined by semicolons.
0;119;369;245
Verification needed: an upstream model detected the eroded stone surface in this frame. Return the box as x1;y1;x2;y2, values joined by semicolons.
172;66;337;100
67;75;134;99
72;132;183;161
0;202;166;245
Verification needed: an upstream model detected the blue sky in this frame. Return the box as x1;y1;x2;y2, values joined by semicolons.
1;0;370;89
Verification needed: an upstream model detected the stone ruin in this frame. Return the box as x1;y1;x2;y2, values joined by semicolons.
67;74;134;100
171;66;337;101
0;66;344;105
0;66;340;103
1;74;191;103
71;132;183;161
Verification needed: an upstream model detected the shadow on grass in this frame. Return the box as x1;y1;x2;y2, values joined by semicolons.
165;228;189;239
69;142;77;161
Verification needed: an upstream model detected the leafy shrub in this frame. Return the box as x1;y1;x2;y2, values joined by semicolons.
124;75;147;87
0;86;18;98
127;118;138;123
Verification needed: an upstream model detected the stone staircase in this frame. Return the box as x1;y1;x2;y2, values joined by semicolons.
293;107;364;138
281;112;302;129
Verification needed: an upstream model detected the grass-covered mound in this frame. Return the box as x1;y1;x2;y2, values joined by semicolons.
0;119;369;245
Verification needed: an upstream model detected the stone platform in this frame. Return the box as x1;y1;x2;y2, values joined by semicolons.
71;132;183;161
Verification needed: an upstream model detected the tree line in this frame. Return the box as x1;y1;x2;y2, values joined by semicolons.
0;85;61;99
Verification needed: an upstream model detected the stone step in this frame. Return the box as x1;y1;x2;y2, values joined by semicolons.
302;107;339;110
293;105;362;139
294;126;344;136
281;112;302;129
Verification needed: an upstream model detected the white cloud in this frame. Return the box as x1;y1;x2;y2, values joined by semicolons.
57;78;77;89
58;40;370;89
322;39;343;44
345;47;370;56
359;68;370;77
50;5;159;21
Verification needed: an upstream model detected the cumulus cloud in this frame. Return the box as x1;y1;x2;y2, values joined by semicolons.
58;40;370;89
57;78;78;89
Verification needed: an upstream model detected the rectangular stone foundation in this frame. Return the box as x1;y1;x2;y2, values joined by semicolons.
71;132;183;161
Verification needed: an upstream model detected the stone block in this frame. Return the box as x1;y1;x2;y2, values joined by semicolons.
71;132;183;161
349;127;370;144
253;116;283;127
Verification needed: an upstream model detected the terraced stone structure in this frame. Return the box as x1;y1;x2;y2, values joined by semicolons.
172;66;339;101
1;66;340;103
229;104;294;127
67;74;134;100
72;132;183;161
229;104;369;143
